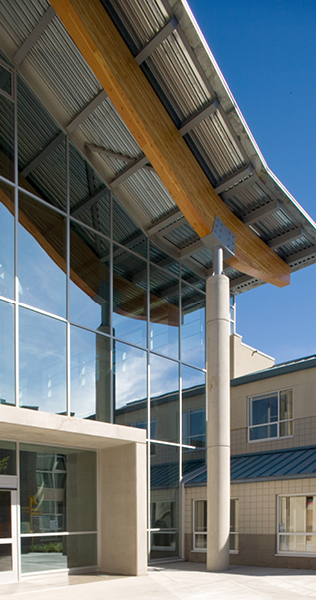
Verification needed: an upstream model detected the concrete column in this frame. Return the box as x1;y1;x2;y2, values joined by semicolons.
206;272;230;571
99;441;147;575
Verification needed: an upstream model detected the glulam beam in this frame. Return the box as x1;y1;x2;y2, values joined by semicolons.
50;0;290;287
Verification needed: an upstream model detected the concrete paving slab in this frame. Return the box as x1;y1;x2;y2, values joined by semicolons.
1;562;316;600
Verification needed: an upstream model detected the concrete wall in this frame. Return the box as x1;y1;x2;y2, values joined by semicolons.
230;334;274;380
99;442;147;576
231;365;316;455
185;479;316;569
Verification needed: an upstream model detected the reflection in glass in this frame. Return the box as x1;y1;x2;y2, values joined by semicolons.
113;195;147;258
181;285;205;369
18;194;66;318
70;222;110;332
70;325;111;421
0;300;15;406
182;366;206;473
150;267;179;360
149;242;179;276
18;76;66;210
69;143;110;236
180;264;205;291
114;341;147;425
0;545;12;572
0;182;14;300
150;442;179;559
0;491;11;538
20;534;97;573
0;441;16;475
20;444;97;535
150;354;179;443
19;308;66;414
0;64;12;96
0;93;14;182
113;245;147;347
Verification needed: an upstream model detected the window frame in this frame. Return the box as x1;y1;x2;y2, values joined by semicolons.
247;388;294;443
192;498;239;554
277;494;316;556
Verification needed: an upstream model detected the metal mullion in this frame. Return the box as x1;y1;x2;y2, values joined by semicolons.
179;268;183;557
66;135;71;417
16;440;21;581
109;190;114;424
147;234;151;560
13;65;19;410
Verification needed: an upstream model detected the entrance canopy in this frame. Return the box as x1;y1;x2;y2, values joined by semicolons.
0;0;315;292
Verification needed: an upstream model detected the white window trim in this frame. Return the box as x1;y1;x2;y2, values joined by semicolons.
247;388;294;443
277;493;316;556
192;498;239;554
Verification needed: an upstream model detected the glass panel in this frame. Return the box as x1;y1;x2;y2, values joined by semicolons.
113;196;147;258
18;194;66;318
70;221;110;332
181;285;205;369
113;245;147;347
70;325;111;421
0;93;14;181
149;242;179;276
0;64;12;97
180;264;205;291
230;533;239;552
182;367;206;473
194;533;207;549
280;420;293;437
0;301;15;406
249;425;269;441
19;308;67;414
18;76;66;211
150;443;179;559
0;491;11;538
280;389;293;420
20;444;97;534
114;341;147;427
150;354;179;443
251;393;278;426
150;267;179;360
195;500;207;532
0;544;12;572
21;534;97;573
0;441;16;475
0;182;14;300
69;143;110;236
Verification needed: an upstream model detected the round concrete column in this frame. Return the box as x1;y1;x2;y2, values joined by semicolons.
206;273;230;571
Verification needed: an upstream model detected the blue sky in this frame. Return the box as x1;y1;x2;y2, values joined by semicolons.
189;0;316;364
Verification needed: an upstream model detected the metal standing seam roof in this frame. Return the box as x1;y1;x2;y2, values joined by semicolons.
184;446;316;487
231;354;316;387
0;0;315;291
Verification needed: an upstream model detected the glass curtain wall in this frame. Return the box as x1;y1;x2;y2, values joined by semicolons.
0;56;207;562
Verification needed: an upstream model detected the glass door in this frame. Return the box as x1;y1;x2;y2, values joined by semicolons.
0;489;17;583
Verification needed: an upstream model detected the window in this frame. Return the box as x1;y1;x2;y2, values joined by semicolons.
278;495;316;554
150;501;176;551
183;408;206;448
193;499;239;552
248;389;293;441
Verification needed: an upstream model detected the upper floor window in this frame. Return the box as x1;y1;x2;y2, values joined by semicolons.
248;389;293;441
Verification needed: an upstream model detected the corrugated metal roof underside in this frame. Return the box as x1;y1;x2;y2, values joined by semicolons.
0;0;315;293
185;447;316;487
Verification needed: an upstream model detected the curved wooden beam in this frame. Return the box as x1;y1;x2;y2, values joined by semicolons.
50;0;290;287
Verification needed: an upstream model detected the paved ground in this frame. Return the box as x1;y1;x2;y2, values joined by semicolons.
2;562;316;599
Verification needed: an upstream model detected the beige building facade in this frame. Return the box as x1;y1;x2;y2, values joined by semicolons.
185;355;316;569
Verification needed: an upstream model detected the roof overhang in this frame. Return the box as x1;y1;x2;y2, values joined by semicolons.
50;0;290;288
